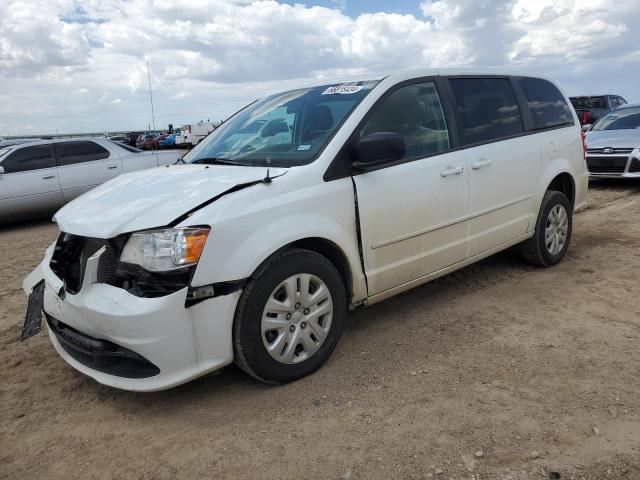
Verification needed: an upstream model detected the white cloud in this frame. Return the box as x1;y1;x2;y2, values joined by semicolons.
0;0;639;135
0;0;91;76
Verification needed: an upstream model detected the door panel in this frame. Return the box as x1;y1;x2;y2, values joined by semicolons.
55;141;122;201
0;144;64;220
447;77;539;257
463;136;539;256
355;153;469;295
351;80;469;296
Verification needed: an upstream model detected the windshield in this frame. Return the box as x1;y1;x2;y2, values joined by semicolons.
0;146;12;159
183;80;379;167
592;107;640;131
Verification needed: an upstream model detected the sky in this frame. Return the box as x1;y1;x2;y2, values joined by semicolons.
1;0;639;136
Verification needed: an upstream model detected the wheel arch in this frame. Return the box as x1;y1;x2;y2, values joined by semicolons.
286;237;353;301
547;172;575;208
245;237;355;304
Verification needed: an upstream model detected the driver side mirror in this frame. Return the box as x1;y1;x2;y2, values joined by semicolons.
351;132;405;170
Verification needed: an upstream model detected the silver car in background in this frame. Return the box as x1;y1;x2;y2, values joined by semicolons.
585;103;640;178
0;138;181;223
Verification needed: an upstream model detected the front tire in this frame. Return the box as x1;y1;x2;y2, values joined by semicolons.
233;248;347;383
521;190;573;267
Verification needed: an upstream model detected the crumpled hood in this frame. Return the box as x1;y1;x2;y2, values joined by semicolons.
54;164;284;238
586;129;640;149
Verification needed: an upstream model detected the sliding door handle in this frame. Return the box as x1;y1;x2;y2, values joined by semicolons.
441;166;464;177
42;175;56;180
107;165;119;170
471;159;492;170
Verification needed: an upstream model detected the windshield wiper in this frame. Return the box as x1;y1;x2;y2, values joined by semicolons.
190;157;245;166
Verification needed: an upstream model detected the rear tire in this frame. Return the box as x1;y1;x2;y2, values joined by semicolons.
233;248;346;384
521;190;573;267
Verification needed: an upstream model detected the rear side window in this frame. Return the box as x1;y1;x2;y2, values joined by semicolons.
56;141;110;166
449;78;523;146
360;81;450;160
1;145;55;173
518;77;574;130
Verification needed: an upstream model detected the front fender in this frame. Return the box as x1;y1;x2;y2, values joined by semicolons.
190;178;367;302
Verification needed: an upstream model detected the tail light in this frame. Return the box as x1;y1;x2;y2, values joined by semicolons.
581;111;590;124
581;130;587;161
188;125;192;133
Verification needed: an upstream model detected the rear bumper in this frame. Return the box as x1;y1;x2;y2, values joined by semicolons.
25;242;240;392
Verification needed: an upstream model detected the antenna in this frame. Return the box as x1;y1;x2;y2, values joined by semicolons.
264;156;272;184
146;60;156;132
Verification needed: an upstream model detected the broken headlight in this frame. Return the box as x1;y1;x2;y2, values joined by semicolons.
120;227;210;272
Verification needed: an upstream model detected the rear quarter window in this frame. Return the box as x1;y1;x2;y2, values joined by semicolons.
56;141;110;166
518;77;574;130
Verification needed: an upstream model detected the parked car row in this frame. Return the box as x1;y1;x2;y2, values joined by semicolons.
0;138;181;223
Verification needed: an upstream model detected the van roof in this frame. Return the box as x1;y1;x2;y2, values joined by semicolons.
287;68;560;94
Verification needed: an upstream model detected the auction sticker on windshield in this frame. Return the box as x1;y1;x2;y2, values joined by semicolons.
322;85;362;95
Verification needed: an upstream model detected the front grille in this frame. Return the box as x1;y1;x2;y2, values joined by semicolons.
96;235;129;284
46;314;160;378
51;232;193;299
50;234;106;294
586;156;629;174
587;147;633;154
629;159;640;173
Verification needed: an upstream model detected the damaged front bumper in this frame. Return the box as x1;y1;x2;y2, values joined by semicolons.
23;242;240;392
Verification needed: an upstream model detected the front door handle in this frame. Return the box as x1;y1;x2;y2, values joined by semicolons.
107;165;118;170
42;175;56;180
471;159;492;170
441;166;464;177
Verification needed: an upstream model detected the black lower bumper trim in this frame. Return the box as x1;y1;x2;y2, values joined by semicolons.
46;314;160;379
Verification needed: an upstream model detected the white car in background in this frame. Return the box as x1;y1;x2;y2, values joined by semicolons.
0;138;181;223
584;103;640;178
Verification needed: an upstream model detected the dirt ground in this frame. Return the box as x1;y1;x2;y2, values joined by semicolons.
1;181;639;480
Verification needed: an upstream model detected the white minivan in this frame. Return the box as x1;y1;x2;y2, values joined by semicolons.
23;70;588;391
